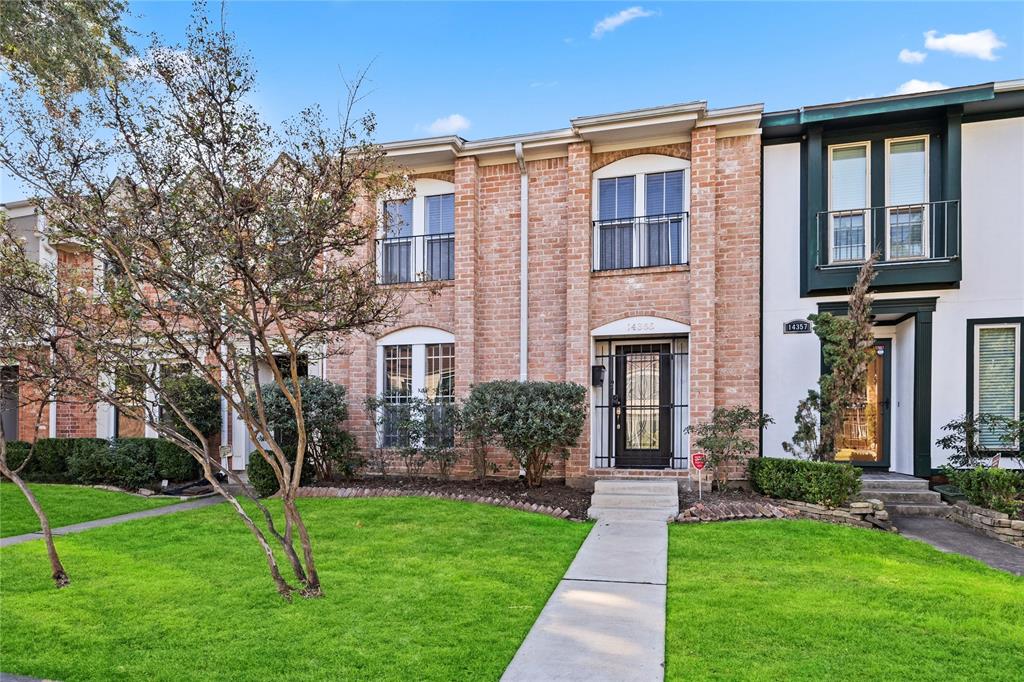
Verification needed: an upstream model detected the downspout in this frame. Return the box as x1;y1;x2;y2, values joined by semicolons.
515;142;528;382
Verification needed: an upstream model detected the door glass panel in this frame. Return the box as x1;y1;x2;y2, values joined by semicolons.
618;344;668;451
835;347;884;463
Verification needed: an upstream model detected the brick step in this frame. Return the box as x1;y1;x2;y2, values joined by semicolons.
589;491;679;509
594;479;679;496
586;506;678;522
860;490;943;505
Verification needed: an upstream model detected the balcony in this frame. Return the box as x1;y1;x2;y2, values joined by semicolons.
815;200;960;268
592;212;689;272
376;233;455;284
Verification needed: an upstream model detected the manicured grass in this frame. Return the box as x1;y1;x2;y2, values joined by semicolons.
667;520;1024;681
0;483;181;537
0;497;590;681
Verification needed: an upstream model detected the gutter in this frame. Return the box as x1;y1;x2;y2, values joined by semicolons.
515;142;528;381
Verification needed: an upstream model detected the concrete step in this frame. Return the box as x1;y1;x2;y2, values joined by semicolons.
594;479;679;495
860;490;943;505
888;503;951;517
861;478;931;491
590;491;679;509
586;506;678;522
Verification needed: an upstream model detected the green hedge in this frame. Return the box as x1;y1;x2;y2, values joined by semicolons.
946;467;1024;518
3;437;199;487
748;457;862;507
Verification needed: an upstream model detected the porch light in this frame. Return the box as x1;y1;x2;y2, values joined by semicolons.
591;365;606;387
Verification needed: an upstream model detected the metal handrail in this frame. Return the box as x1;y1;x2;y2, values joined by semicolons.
375;232;455;283
815;199;960;268
592;212;690;272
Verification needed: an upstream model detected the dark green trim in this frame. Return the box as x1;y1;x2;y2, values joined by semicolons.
817;296;937;316
874;312;915;327
762;110;801;128
965;317;1024;456
913;310;933;477
799;85;993;124
962;107;1024;124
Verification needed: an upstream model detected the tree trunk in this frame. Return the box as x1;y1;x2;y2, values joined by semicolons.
1;465;69;587
282;495;322;598
525;451;547;488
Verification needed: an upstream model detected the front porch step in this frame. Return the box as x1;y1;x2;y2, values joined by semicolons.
860;478;931;491
888;503;952;517
594;479;679;495
859;490;944;505
585;507;679;522
588;480;679;522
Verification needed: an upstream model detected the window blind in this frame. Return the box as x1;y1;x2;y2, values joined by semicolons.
599;176;635;219
384;199;413;237
645;171;684;216
426;193;455;235
889;139;926;206
977;326;1019;449
831;146;868;211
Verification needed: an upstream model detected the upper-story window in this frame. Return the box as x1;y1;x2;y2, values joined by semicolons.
592;155;690;272
378;179;455;284
824;135;945;266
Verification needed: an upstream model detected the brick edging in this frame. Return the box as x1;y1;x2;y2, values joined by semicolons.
673;498;894;531
295;486;578;521
948;501;1024;548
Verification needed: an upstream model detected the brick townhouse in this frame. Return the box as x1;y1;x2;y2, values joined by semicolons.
2;99;765;488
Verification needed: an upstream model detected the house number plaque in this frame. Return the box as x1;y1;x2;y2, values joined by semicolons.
783;319;812;334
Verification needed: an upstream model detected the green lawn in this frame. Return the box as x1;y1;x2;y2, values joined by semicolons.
667;520;1024;681
0;497;590;681
0;483;182;537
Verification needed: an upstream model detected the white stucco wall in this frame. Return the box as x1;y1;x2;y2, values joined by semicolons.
762;117;1024;470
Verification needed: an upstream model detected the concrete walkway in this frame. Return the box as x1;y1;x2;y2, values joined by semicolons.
0;496;222;548
502;519;667;682
895;515;1024;575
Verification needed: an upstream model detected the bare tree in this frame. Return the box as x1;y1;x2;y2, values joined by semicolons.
1;8;405;598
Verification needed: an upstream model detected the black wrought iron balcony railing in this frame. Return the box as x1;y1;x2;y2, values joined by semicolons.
815;199;960;268
592;212;690;272
376;232;455;284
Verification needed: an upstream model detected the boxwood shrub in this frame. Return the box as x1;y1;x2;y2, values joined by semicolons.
946;467;1024;518
748;457;862;507
6;438;108;483
247;446;314;498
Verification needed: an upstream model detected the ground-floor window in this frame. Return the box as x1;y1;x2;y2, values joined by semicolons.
972;321;1022;449
1;365;18;440
376;327;455;448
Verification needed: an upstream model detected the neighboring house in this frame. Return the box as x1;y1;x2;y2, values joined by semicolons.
2;99;765;487
761;80;1024;476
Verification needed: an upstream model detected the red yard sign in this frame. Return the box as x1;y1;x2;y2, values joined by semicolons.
692;452;707;470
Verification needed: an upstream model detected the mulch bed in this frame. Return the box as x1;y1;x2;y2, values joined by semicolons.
679;486;778;510
313;477;593;520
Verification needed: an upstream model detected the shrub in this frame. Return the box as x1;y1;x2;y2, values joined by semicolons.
366;393;460;479
66;438;157;490
152;439;200;482
159;372;222;442
3;440;32;474
945;467;1024;518
748;457;862;507
8;438;108;483
935;413;1010;469
255;377;359;481
462;381;586;487
685;406;773;486
246;446;314;498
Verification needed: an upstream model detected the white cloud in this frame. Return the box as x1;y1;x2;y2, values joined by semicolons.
898;48;927;64
894;79;949;95
424;114;471;135
924;29;1005;61
591;6;658;39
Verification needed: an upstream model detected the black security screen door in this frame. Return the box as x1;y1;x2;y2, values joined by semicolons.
613;343;672;468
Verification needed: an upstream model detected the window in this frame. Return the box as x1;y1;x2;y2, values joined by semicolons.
376;328;456;447
828;143;869;263
114;367;147;438
886;137;928;260
592;155;690;271
974;324;1021;450
378;180;456;284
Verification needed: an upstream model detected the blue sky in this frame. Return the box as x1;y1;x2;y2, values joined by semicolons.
3;1;1022;201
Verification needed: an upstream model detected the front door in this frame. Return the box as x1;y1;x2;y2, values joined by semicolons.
835;339;892;468
614;343;671;468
